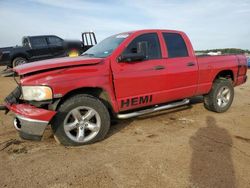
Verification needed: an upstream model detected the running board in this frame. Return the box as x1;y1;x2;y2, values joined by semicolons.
117;99;190;119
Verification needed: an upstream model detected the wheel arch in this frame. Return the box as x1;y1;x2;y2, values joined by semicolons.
213;69;234;82
54;87;116;118
11;53;28;67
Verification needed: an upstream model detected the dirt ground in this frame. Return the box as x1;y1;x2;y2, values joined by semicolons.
0;67;250;188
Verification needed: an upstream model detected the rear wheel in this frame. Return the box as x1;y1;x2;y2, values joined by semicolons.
12;57;27;67
204;79;234;113
51;95;110;146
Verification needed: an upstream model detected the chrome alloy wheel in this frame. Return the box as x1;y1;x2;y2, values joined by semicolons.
216;86;231;108
16;59;27;66
63;106;101;143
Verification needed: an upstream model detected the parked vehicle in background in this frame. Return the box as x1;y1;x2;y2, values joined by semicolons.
0;32;97;68
247;57;250;68
1;29;248;146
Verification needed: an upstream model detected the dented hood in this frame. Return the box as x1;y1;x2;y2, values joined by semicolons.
14;56;103;75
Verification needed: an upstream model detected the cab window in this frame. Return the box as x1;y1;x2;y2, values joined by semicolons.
22;38;29;47
162;33;188;58
31;37;48;48
123;33;161;59
47;36;63;45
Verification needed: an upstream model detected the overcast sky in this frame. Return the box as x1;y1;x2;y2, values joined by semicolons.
0;0;249;50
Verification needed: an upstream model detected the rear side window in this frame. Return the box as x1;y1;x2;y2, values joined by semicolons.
31;37;48;48
123;33;161;59
163;33;188;58
47;36;63;45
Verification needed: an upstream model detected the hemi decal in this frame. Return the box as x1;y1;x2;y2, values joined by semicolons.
121;95;153;108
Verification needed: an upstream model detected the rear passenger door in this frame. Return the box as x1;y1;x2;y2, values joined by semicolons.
47;36;65;57
28;37;52;60
162;32;198;100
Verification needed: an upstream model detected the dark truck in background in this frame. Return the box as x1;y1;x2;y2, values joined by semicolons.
0;32;97;68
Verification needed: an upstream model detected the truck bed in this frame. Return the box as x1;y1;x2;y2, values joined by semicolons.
195;54;247;95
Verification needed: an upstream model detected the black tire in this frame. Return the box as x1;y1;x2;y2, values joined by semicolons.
12;57;27;67
204;79;234;113
51;94;110;146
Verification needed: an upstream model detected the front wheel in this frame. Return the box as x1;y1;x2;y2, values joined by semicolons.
204;79;234;113
51;95;110;146
12;57;27;67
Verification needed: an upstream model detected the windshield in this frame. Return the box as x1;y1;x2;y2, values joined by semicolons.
82;33;130;58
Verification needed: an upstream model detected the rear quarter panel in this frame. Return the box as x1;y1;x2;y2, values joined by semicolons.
196;55;239;95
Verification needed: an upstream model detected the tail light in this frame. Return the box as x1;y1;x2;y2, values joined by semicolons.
238;56;247;76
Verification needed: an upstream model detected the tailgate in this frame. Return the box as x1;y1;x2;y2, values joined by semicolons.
235;55;247;86
236;55;247;76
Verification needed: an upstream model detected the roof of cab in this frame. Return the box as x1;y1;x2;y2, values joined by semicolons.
117;29;185;36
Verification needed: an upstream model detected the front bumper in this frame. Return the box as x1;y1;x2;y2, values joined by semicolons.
5;103;56;140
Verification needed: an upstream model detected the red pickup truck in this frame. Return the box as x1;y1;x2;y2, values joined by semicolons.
1;29;248;146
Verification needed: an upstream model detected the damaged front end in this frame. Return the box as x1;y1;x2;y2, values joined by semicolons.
1;75;56;141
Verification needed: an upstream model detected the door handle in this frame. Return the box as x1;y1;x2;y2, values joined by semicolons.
187;62;195;66
154;65;165;70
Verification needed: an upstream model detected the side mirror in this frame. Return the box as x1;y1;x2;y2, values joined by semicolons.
118;41;149;62
118;53;146;62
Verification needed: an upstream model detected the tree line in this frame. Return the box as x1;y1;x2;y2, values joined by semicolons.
196;48;250;54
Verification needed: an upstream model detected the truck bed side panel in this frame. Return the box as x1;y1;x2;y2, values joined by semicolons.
196;55;238;95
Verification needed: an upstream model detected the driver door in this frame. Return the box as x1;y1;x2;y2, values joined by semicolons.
111;33;167;111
